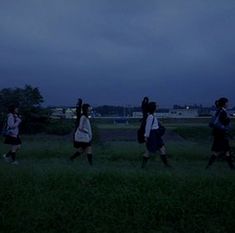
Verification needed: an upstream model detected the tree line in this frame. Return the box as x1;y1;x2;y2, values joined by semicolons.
0;85;51;134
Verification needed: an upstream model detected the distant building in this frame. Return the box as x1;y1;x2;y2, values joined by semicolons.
169;109;199;118
156;109;170;118
132;108;199;118
50;107;76;119
65;108;76;119
198;108;211;116
132;112;143;118
50;108;65;119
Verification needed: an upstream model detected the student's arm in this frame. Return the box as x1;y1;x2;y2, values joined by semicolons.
144;115;153;138
7;114;21;129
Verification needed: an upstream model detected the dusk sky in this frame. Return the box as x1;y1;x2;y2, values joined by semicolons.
0;0;235;107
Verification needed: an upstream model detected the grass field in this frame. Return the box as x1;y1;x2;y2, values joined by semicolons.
0;122;235;233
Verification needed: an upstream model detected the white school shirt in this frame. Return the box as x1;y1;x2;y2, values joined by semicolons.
78;115;92;141
7;113;22;137
144;114;159;138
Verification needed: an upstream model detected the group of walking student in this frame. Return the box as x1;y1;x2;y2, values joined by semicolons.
1;97;234;170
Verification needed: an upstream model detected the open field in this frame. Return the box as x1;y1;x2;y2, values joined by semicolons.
0;121;235;233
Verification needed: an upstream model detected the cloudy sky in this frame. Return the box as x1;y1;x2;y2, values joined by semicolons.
0;0;235;107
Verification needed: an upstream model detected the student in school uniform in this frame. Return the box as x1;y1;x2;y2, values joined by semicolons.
70;103;93;165
142;102;170;168
137;97;149;144
3;105;22;165
206;97;234;169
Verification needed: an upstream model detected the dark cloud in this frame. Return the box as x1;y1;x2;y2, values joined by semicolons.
0;0;235;106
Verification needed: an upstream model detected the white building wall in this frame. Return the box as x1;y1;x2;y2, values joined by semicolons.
133;109;199;118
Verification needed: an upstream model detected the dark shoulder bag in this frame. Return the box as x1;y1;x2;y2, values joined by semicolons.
156;122;166;137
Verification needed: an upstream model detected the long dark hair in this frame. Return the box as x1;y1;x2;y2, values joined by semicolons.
147;102;156;114
141;97;149;120
76;98;83;127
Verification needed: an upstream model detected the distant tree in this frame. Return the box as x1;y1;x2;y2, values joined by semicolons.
0;85;43;112
0;85;50;133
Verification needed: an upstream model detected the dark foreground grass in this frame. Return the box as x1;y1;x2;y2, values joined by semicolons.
1;135;235;233
1;165;235;233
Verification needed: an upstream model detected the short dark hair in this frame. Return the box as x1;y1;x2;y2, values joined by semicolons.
147;102;156;114
217;97;228;108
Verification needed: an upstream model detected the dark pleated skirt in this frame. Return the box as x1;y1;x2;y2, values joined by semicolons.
4;136;22;145
211;129;230;152
146;129;164;153
74;141;91;149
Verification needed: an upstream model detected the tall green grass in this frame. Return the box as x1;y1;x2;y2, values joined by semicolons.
1;166;235;233
0;129;235;233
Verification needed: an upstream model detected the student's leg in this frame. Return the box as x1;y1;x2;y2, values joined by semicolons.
70;148;83;161
4;146;14;162
159;146;171;167
141;151;150;168
11;145;21;161
5;147;13;158
85;146;93;165
4;145;20;163
206;152;218;169
225;151;234;169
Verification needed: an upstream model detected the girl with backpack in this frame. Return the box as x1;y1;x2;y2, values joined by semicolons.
141;102;170;168
206;97;234;169
70;101;93;165
2;105;22;165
